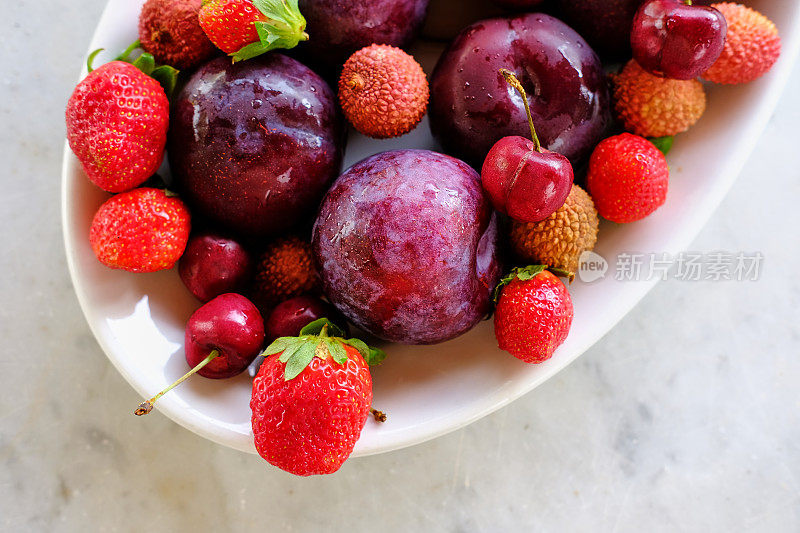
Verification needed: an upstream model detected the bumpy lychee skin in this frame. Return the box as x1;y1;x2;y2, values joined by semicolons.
138;0;215;70
613;59;706;138
338;44;429;139
704;3;781;85
250;237;318;313
510;184;599;273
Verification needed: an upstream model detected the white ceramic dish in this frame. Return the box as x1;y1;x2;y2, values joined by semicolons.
63;0;800;456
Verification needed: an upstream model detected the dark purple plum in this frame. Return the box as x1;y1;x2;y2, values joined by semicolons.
422;0;504;41
298;0;430;69
556;0;646;58
265;295;349;341
168;54;344;238
428;13;609;168
312;149;501;345
179;232;254;303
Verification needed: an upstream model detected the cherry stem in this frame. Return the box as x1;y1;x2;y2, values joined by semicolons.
500;68;542;153
134;349;220;416
684;0;692;5
370;408;387;422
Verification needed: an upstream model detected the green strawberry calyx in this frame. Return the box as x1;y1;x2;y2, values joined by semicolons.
492;265;573;304
648;136;674;156
87;40;179;97
231;0;309;62
260;318;386;381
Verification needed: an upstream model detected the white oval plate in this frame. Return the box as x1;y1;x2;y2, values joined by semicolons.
63;0;800;456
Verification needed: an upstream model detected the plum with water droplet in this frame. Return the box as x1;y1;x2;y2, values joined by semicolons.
298;0;430;70
312;149;502;345
168;54;344;238
428;13;610;168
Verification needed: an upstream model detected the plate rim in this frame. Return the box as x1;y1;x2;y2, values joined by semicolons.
62;0;800;457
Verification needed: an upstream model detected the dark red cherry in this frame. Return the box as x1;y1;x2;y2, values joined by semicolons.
265;295;350;341
480;69;574;223
631;0;727;79
178;232;254;303
134;293;265;416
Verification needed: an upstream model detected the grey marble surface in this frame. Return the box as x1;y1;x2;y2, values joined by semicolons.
2;1;800;531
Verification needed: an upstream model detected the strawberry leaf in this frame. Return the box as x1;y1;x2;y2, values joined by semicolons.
341;338;385;366
277;340;304;363
648;136;674;156
150;65;179;98
262;336;298;357
231;0;309;62
132;52;156;76
365;346;386;366
284;341;316;380
87;48;104;73
493;265;547;303
299;318;345;338
325;339;348;365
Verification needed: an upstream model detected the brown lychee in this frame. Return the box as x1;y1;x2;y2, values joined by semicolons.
510;184;599;274
138;0;215;70
704;3;781;85
338;44;429;139
250;236;318;314
612;59;706;138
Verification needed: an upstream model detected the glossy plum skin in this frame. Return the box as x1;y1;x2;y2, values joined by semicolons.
631;0;727;80
556;0;646;58
312;150;502;345
265;295;350;341
298;0;430;69
481;136;574;222
428;13;610;168
168;55;344;238
179;232;254;303
185;293;265;379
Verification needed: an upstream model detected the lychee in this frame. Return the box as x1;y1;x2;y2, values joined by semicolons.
338;44;429;139
138;0;215;70
704;3;781;85
250;236;318;314
510;184;599;273
612;59;706;138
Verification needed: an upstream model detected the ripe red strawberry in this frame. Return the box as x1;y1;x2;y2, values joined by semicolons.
587;133;669;223
251;320;385;476
66;61;169;193
89;188;191;273
494;266;573;364
198;0;308;61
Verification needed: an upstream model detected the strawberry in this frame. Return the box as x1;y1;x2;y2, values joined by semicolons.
494;266;573;364
198;0;308;61
66;61;170;193
251;319;385;476
586;133;669;223
89;188;191;273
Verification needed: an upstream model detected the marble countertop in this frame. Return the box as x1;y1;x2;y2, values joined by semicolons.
2;1;799;531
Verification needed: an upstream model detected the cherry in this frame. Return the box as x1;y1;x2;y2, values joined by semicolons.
134;293;265;415
265;295;350;342
631;0;727;80
178;232;254;303
480;69;574;224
